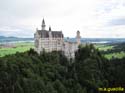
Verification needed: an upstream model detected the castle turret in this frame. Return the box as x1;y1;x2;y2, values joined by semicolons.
49;26;51;31
49;26;52;38
41;18;46;30
76;30;81;45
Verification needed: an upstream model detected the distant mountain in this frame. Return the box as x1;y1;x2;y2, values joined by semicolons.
64;38;125;44
0;36;18;39
1;36;125;44
0;36;34;44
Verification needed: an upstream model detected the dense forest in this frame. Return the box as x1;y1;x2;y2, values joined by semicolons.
0;44;125;93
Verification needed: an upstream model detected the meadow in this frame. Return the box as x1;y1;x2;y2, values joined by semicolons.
95;43;125;59
0;42;34;57
0;42;125;59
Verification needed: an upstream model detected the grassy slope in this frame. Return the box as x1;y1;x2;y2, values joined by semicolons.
95;44;125;59
105;51;125;59
0;42;34;57
95;44;114;51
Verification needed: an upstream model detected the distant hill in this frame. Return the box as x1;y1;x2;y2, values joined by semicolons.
64;38;125;44
1;36;125;44
0;36;18;39
0;36;34;44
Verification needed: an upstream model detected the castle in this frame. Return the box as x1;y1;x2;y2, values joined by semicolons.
34;19;81;58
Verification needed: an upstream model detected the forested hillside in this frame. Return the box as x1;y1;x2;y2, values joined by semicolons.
0;44;125;93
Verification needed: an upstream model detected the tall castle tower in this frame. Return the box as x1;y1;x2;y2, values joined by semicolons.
76;30;81;45
41;18;46;30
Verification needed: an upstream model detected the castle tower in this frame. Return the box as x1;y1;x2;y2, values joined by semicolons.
41;18;46;30
76;30;81;45
48;26;52;52
49;26;51;31
49;26;52;38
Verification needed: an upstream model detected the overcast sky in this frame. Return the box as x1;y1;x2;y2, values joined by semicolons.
0;0;125;38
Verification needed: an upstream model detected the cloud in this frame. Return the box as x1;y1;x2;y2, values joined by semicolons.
108;18;125;26
0;26;21;32
0;26;33;38
0;0;125;38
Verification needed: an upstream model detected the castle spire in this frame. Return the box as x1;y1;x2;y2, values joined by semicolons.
41;18;46;30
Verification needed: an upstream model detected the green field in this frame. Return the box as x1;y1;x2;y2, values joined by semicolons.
104;51;125;59
95;44;125;59
0;42;125;59
0;42;34;57
95;44;114;51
